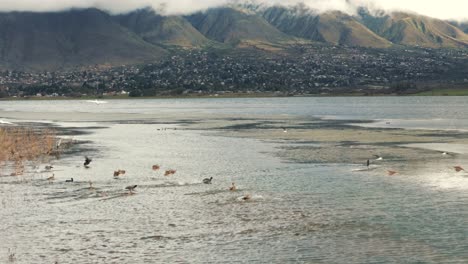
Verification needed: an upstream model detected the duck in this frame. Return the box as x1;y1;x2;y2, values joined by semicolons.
125;185;138;194
84;156;92;168
387;170;397;176
164;169;177;176
113;169;126;177
203;177;213;184
454;166;465;172
47;174;55;183
229;182;237;191
152;165;160;171
88;181;95;190
65;178;74;182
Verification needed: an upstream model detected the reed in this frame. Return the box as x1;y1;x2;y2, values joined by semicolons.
0;127;59;175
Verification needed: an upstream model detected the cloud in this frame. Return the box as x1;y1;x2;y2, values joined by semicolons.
260;0;468;20
0;0;467;20
0;0;230;14
351;0;468;20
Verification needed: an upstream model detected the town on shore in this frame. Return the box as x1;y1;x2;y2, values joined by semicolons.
1;44;468;99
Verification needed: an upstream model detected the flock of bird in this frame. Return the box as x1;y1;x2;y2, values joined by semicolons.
365;152;466;176
6;122;465;201
44;156;246;198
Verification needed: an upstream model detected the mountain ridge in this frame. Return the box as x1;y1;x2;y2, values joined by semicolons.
359;9;468;48
0;6;467;70
116;8;213;48
261;6;392;48
0;8;167;71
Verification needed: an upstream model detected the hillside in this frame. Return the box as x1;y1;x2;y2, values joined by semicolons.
185;7;295;48
0;8;166;70
262;6;392;48
359;10;468;48
116;8;212;48
0;6;467;71
458;22;468;33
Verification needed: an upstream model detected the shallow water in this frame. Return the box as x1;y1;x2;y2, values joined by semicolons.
1;97;468;263
1;96;468;129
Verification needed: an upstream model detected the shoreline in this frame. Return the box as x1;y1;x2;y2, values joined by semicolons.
2;88;468;101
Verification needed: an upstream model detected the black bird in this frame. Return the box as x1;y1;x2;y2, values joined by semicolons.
65;178;74;182
366;159;370;168
203;177;213;184
84;156;92;168
125;185;138;194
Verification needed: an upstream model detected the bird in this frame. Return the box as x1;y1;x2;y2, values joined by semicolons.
113;169;126;177
454;166;465;172
125;185;138;194
65;178;74;182
374;155;383;161
56;139;63;149
164;169;176;176
8;248;15;262
366;159;370;168
152;165;160;171
203;177;213;184
281;127;288;133
387;170;397;176
47;174;55;183
45;165;54;171
229;182;237;191
89;181;95;190
84;156;92;168
241;194;251;201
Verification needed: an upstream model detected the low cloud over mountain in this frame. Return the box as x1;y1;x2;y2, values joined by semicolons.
0;1;467;21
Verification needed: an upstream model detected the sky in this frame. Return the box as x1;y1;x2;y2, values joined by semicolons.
0;0;466;21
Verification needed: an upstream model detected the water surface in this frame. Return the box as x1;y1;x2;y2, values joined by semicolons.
1;97;468;263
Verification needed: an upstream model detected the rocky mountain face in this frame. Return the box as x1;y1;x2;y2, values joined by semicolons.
115;8;212;48
261;6;392;48
0;6;467;70
185;7;294;47
359;9;468;48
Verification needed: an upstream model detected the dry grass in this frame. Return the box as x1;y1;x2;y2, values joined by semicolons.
0;127;59;175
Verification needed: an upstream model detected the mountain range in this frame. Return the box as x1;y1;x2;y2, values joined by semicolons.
0;5;467;70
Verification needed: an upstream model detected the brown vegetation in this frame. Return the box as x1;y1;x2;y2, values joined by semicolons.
0;127;59;176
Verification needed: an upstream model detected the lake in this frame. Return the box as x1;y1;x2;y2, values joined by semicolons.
1;97;468;263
